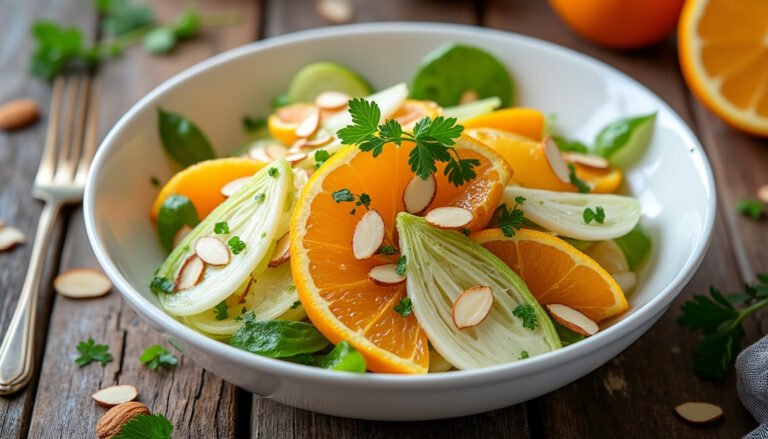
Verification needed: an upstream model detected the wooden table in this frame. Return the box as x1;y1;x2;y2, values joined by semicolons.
1;0;766;437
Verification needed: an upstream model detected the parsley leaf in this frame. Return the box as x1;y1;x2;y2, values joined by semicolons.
736;199;764;220
337;98;380;144
75;338;113;366
567;163;591;193
290;301;301;309
214;221;229;234
150;276;174;295
254;193;266;203
113;414;173;439
583;206;606;224
227;236;246;254
375;245;399;256
139;345;178;370
396;255;407;276
519;351;529;360
268;167;279;178
331;189;371;215
497;196;526;237
394;298;412;317
213;301;228;320
512;304;538;330
314;150;332;169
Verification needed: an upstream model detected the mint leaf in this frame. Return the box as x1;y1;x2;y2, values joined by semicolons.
230;318;330;358
316;341;366;372
114;414;173;439
139;345;178;370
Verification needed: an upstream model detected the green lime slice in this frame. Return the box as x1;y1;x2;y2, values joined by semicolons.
442;97;501;122
287;62;373;103
613;223;652;271
592;113;656;168
411;44;514;107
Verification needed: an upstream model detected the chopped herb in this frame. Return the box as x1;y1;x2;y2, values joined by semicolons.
260;231;266;238
497;196;526;237
290;301;301;309
75;338;113;367
736;199;764;220
314;150;332;170
394;297;412;317
460;228;470;236
213;301;228;320
286;284;296;292
139;345;178;370
551;135;588;153
241;307;247;314
214;221;229;234
512;304;538;330
331;188;371;215
375;245;399;256
583;206;606;224
150;176;161;187
150;276;174;295
113;413;173;439
519;351;529;360
242;116;266;132
268;167;279;178
227;236;246;254
568;163;591;193
396;255;407;276
337;99;474;186
254;193;266;203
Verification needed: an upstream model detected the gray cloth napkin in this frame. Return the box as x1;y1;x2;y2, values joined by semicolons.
737;335;768;438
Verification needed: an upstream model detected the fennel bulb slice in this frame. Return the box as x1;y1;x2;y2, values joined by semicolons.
397;213;560;370
155;159;293;316
321;83;408;135
443;97;502;122
503;186;641;241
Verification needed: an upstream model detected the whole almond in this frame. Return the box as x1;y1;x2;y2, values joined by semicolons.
0;99;40;131
96;401;150;439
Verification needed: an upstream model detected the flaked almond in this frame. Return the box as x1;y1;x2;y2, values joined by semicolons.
268;233;291;267
0;98;40;131
285;152;308;166
175;255;205;291
265;143;288;160
675;402;723;425
96;401;150;439
425;206;473;229
543;136;571;183
295;107;320;138
248;146;273;162
452;286;494;330
0;226;25;251
563;152;609;169
315;91;350;110
612;271;637;292
220;176;250;198
195;237;230;266
403;173;436;214
317;0;353;23
173;225;192;248
54;269;112;299
352;209;385;260
304;134;334;148
91;384;138;407
545;304;599;336
368;264;406;286
757;184;768;204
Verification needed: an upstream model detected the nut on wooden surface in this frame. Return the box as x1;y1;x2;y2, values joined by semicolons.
0;98;39;130
96;401;150;439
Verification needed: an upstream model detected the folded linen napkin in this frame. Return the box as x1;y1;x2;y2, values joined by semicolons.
736;335;768;438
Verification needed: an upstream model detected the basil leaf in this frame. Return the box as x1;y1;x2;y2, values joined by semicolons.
614;223;652;271
157;107;216;167
157;195;200;252
554;322;585;346
230;320;330;358
551;135;588;153
592;113;656;167
317;341;366;372
171;7;201;39
144;27;176;54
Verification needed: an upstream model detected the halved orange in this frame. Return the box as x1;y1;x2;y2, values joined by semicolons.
150;158;264;220
679;0;768;136
290;135;511;373
462;108;546;140
472;228;628;322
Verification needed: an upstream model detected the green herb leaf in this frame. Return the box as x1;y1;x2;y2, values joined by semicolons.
213;301;229;320
331;189;370;214
593;113;656;167
496;196;526;237
396;255;407;276
394;297;412;317
150;276;174;295
337;98;380;145
583;206;605;224
290;301;301;310
242;116;267;133
614;224;652;270
143;27;176;54
157;108;216;167
114;414;173;439
314;150;332;170
227;236;246;254
98;0;154;36
254;193;266;203
736;199;764;220
75;338;112;366
272;93;292;109
139;345;178;370
30;21;86;80
554;321;586;346
171;7;200;39
316;341;366;372
512;304;538;330
230;316;330;358
567;163;591;193
156;195;200;252
518;351;529;360
214;221;229;234
551;135;588;153
375;245;399;256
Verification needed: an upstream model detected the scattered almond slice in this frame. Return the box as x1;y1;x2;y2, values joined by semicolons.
268;233;291;267
425;207;473;229
285;152;308;166
543;136;571;183
452;285;494;330
368;264;406;286
266;143;288;160
352;209;385;260
220;176;251;198
54;269;112;299
195;237;230;266
315;91;350;110
295;107;321;138
0;226;25;251
563;152;610;170
173;225;192;249
248;146;273;162
175;255;205;291
757;184;768;204
612;271;637;292
91;384;138;407
317;0;353;23
675;402;723;425
545;304;599;336
304;135;334;149
403;173;436;214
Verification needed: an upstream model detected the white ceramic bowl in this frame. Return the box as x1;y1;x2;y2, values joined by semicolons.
84;23;715;421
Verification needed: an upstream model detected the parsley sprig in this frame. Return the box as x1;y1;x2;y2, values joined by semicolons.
512;304;538;330
75;338;113;366
583;206;605;224
332;189;371;215
337;99;476;186
497;196;526;237
139;345;178;370
394;297;412;317
679;274;768;380
568;164;591;193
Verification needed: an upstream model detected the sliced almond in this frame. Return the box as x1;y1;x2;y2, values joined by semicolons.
195;237;230;266
175;255;205;291
545;304;599;336
352;209;385;260
304;134;334;148
452;286;494;330
220;177;250;197
96;401;151;439
0;98;40;131
248;146;273;162
268;233;291;267
403;173;437;214
757;184;768;204
54;269;112;299
317;0;353;23
0;226;25;251
285;152;308;166
543;136;571;184
315;91;350;110
675;402;723;424
563;152;609;169
612;271;637;292
91;384;138;407
295;107;321;138
173;225;192;249
425;207;473;229
368;264;406;286
266;143;288;160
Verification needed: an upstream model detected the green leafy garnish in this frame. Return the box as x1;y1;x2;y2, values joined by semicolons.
75;338;112;367
554;321;586;346
679;274;768;380
139;345;178;370
551;135;588;153
213;301;228;320
396;255;407;276
156;195;200;252
375;245;399;256
337;99;474;186
736;199;764;220
614;224;652;270
143;27;175;54
113;414;173;439
290;301;301;310
242;116;267;133
316;341;366;372
150;275;174;295
567;163;591;193
214;221;229;234
497;196;526;237
230;313;330;358
254;193;266;203
227;236;246;254
331;189;371;215
583;206;605;224
268;167;279;178
512;304;538;330
394;297;412;317
519;351;529;360
314;150;332;170
157;108;216;167
593;113;656;167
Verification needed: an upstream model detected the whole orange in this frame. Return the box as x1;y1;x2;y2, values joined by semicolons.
549;0;685;49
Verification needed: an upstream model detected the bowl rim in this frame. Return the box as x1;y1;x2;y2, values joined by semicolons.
84;21;716;389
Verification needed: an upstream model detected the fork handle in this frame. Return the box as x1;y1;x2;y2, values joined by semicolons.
0;202;60;395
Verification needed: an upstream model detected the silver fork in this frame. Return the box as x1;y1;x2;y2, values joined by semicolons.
0;75;100;395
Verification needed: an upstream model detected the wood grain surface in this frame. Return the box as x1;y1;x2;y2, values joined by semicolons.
0;0;765;437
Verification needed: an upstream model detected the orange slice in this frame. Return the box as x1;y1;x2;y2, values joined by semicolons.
467;128;622;193
462;108;546;140
472;228;628;322
290;135;511;373
150;158;264;220
267;103;319;145
679;0;768;136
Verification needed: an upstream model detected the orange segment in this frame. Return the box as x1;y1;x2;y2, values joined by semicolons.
150;158;264;220
267;103;318;145
290;135;511;373
472;228;628;322
462;108;546;140
679;0;768;136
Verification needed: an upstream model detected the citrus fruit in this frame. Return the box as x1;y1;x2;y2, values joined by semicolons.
267;103;319;146
593;113;656;167
467;128;622;193
549;0;685;49
462;108;546;140
472;228;628;322
290;135;512;373
442;97;502;122
678;0;768;136
150;157;264;220
287;62;373;103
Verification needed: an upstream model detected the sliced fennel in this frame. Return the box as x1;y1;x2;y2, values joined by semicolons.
442;97;502;122
321;83;409;135
154;159;293;316
503;186;641;241
397;213;560;370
